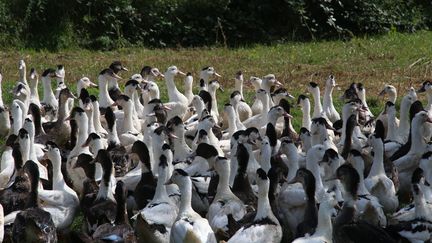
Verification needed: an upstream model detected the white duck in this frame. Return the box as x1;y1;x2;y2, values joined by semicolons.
207;157;247;236
199;66;221;91
167;169;217;243
0;72;11;137
28;68;41;108
364;123;399;213
164;66;189;120
249;76;263;115
228;168;282;243
184;72;194;103
40;68;60;121
135;149;179;243
322;75;340;122
297;95;312;130
207;80;223;123
38;142;79;230
234;71;252;121
0;135;18;188
307;82;323;119
98;69;120;109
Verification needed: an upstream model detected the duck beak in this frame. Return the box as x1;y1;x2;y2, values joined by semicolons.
378;89;386;96
287;176;299;184
287;93;295;99
418;86;426;93
178;71;186;76
89;81;98;88
218;86;224;92
121;67;128;71
169;133;179;139
111;73;123;80
275;80;283;87
111;102;118;107
283;112;293;119
64;115;72;121
214;124;221;129
162;105;172;111
158;73;165;78
164;178;173;185
427;116;432;123
325;176;338;182
146;113;156;117
214;72;221;78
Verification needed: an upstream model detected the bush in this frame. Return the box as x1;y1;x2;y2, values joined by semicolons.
0;0;430;50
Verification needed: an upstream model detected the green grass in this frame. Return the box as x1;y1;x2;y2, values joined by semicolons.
1;30;432;146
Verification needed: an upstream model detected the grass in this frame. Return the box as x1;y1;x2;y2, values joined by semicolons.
1;30;432;146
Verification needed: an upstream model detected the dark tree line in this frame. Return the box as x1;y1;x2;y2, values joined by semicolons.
0;0;430;50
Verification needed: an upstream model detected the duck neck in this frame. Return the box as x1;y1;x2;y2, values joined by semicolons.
57;96;69;123
315;205;333;238
19;68;27;85
286;160;299;183
352;158;369;195
215;167;232;199
98;78;114;107
388;94;397;104
185;82;194;101
413;185;428;218
77;117;89;149
369;140;385;177
398;99;410;142
307;156;324;192
411;119;426;154
323;85;334;111
51;154;65;190
0;81;3;107
312;89;322;118
301;101;311;130
108;121;121;146
179;178;194;214
386;111;398;141
226;110;237;136
115;194;128;225
92;102;104;133
30;79;39;101
209;88;219;117
261;95;270;123
97;164;115;201
312;127;328;146
235;79;244;98
153;168;169;202
86;110;96;134
165;75;180;101
123;104;135;133
254;189;274;222
357;90;368;108
42;77;55;103
427;92;432;111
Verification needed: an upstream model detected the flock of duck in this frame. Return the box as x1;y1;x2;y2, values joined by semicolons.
0;59;431;242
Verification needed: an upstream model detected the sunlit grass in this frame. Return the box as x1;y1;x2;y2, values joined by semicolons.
0;31;431;145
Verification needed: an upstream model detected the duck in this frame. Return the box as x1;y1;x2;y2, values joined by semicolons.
242;89;271;128
92;180;136;242
333;164;397;243
364;120;399;213
131;140;156;210
207;156;247;240
28;68;42;108
107;61;128;101
288;168;318;238
163;66;189;120
292;196;338;243
124;78;144;120
38;142;79;230
0;135;18;188
167;116;193;163
98;68;121;110
11;160;57;243
228;168;282;243
167;168;217;243
387;168;432;242
199;66;221;91
40;68;60;121
84;149;117;233
184;72;194;103
297;95;312;130
308;82;324;119
348;149;387;227
233;71;252;121
322;75;341;122
249;76;264;116
135;149;179;243
393;110;432;197
207;80;223;123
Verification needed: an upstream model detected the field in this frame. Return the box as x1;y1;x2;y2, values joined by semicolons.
1;30;432;147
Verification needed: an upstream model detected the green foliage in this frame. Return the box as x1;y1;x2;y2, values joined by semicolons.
0;0;430;49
